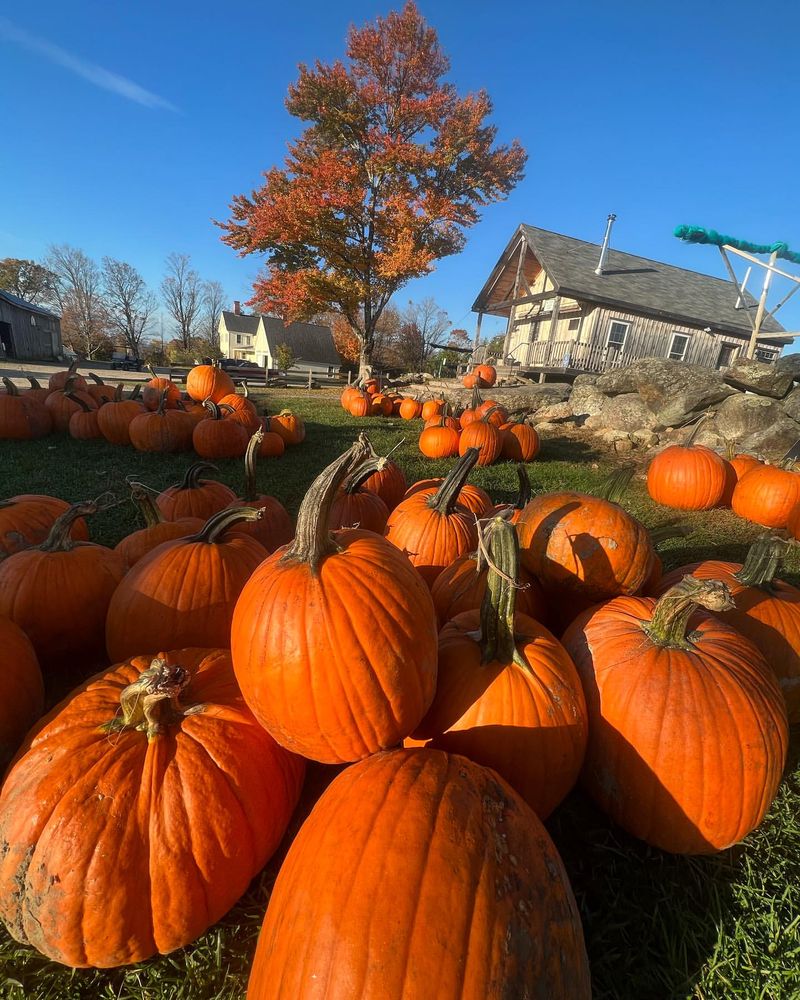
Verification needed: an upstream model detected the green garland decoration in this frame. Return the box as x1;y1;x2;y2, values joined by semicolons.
674;225;800;265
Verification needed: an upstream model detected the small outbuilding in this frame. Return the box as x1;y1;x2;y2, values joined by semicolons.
0;290;62;361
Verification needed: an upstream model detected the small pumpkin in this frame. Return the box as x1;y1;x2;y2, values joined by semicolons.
458;407;503;466
421;398;446;422
348;392;371;418
399;396;422;420
66;391;103;440
226;429;294;553
501;418;540;462
358;439;408;511
114;482;203;571
732;462;800;528
473;363;497;387
96;384;145;445
329;451;391;534
0;494;89;559
156;462;237;521
219;382;261;433
142;366;181;411
646;422;727;510
270;409;305;445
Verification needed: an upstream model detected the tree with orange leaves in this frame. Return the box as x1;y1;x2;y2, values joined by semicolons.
219;2;525;378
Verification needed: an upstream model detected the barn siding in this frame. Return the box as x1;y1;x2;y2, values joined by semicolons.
0;299;61;360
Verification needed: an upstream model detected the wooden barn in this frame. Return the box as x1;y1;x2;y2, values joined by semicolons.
0;290;62;361
472;224;793;378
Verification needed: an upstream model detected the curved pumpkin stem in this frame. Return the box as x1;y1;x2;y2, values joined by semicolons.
64;391;92;413
173;462;220;492
191;505;262;544
128;481;164;527
479;517;528;669
2;377;20;396
88;373;105;386
243;428;264;501
648;519;691;549
203;399;224;420
595;465;635;504
428;448;480;515
734;533;795;589
683;412;712;447
242;381;249;398
513;464;532;510
283;436;371;571
129;383;142;401
26;376;43;390
342;456;386;495
642;576;734;650
38;501;97;553
115;658;193;739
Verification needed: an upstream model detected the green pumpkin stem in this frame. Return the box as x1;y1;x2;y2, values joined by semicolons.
428;448;480;515
116;658;192;740
514;464;532;509
88;373;105;386
191;505;262;544
734;533;794;589
684;412;711;447
595;465;635;503
64;391;92;413
174;462;220;492
479;517;528;669
283;435;371;571
38;501;97;552
243;428;264;501
128;482;163;527
643;576;734;650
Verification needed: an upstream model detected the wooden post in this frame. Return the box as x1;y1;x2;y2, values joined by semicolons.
501;238;526;361
308;368;312;389
472;311;483;357
347;370;352;385
748;250;779;359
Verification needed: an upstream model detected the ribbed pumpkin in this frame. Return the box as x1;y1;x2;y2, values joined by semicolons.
652;534;800;723
0;378;52;439
370;393;393;416
411;519;586;818
458;409;502;465
0;617;44;769
329;453;390;534
732;462;800;528
474;363;497;387
186;363;235;403
421;398;445;422
0;649;305;968
114;482;203;571
85;373;112;406
348;392;370;417
192;400;250;459
341;386;360;411
45;375;97;433
246;749;591;1000
107;507;266;661
475;399;508;428
0;502;124;669
254;420;285;457
219;383;261;433
359;440;407;511
142;367;181;411
269;408;305;445
516;488;655;612
646;444;727;510
562;577;788;854
128;390;194;453
0;494;89;559
462;371;478;389
399;397;422;420
419;417;459;458
458;386;483;428
96;384;145;445
156;462;237;521
231;438;438;763
66;392;103;440
385;449;480;586
227;430;294;553
501;419;540;461
48;359;87;393
405;477;492;516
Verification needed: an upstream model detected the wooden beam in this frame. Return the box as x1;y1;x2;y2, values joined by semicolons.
725;246;800;285
748;250;779;359
488;289;558;312
501;240;527;359
472;310;483;355
765;282;800;322
549;296;562;341
718;247;755;332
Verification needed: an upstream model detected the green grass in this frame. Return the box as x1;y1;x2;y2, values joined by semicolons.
1;389;799;999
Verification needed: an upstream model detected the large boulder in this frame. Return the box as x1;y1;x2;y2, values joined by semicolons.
781;385;800;422
712;394;800;456
723;358;795;399
594;358;735;425
774;353;800;382
404;381;572;416
585;393;660;432
569;381;608;418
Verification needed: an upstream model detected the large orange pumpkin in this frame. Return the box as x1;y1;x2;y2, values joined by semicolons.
186;363;235;403
385;449;481;586
646;444;727;510
246;749;591;1000
192;400;250;459
348;392;371;417
66;392;103;440
0;502;124;669
0;617;44;769
156;462;237;521
128;391;194;453
501;419;540;462
562;577;788;853
421;398;446;422
0;649;304;968
410;518;586;818
458;410;502;465
96;384;145;445
114;482;203;571
106;507;266;662
418;417;459;458
231;438;438;763
226;430;294;553
652;534;800;723
399;397;422;420
404;477;492;516
732;463;800;528
0;494;89;559
473;363;497;387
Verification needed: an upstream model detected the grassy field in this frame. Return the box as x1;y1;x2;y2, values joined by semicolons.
1;389;799;999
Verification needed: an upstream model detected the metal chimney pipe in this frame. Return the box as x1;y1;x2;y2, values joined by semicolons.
595;213;617;276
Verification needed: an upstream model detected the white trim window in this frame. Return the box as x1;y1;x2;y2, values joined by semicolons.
668;332;691;362
606;320;629;352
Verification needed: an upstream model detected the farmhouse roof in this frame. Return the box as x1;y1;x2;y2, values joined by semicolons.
474;225;790;342
221;311;261;336
260;316;341;367
0;289;60;319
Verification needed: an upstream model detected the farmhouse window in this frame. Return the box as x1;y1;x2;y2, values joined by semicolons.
30;315;36;327
755;347;778;364
668;332;691;362
236;335;242;345
606;321;629;351
567;318;580;332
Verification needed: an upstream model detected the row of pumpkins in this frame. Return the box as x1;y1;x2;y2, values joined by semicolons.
647;429;800;532
0;362;304;460
0;435;798;997
342;382;540;465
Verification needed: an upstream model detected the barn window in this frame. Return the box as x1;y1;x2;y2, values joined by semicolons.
567;318;580;332
606;321;629;351
30;315;36;327
668;332;691;362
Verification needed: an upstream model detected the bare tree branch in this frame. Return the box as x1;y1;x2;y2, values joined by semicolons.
161;252;201;348
201;279;225;348
102;258;156;359
45;245;109;359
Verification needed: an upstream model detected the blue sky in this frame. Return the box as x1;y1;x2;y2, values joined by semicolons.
2;1;800;340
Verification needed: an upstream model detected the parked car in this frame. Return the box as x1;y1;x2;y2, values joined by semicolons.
221;358;259;370
110;353;144;371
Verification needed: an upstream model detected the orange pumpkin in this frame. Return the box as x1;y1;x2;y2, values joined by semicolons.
0;649;304;968
475;398;508;428
23;376;51;405
348;392;371;418
142;366;181;411
218;382;261;433
193;400;250;459
647;445;727;510
501;419;540;461
732;463;800;528
96;384;145;445
44;375;97;433
358;440;408;511
462;371;478;389
370;393;393;417
114;482;203;571
0;378;52;440
226;430;294;553
48;359;87;394
66;392;103;440
0;494;88;559
473;363;497;387
231;438;438;763
419;417;459;458
399;397;422;420
421;398;446;422
329;455;391;534
186;363;235;403
458;409;502;466
128;390;194;453
0;617;44;769
562;577;788;853
405;477;492;516
254;420;285;457
269;409;305;445
84;373;113;406
246;749;591;999
156;463;237;521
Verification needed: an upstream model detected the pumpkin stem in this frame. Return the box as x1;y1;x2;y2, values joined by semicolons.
648;518;691;549
428;448;480;514
204;399;223;420
514;464;531;509
174;462;220;492
342;457;386;495
64;391;92;413
2;377;20;396
479;517;528;668
190;505;262;544
642;576;735;650
112;383;123;402
242;381;249;398
128;481;163;527
156;388;170;415
734;533;795;589
117;658;192;740
683;412;712;447
595;465;635;503
38;501;96;552
282;436;371;570
27;376;42;390
88;373;104;386
243;428;264;501
129;383;142;401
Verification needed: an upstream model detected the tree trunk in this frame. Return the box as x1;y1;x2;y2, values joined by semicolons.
358;329;374;382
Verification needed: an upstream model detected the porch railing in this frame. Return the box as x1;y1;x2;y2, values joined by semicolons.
510;338;640;373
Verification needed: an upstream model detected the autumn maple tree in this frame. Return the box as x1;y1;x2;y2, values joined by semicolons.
219;2;526;376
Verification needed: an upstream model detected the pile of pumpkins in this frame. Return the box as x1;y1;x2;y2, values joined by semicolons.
342;380;540;466
647;430;800;533
0;433;796;998
0;361;305;460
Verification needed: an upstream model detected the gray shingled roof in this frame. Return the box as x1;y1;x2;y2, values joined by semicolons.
0;289;59;319
221;311;261;336
261;316;341;367
475;225;789;340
